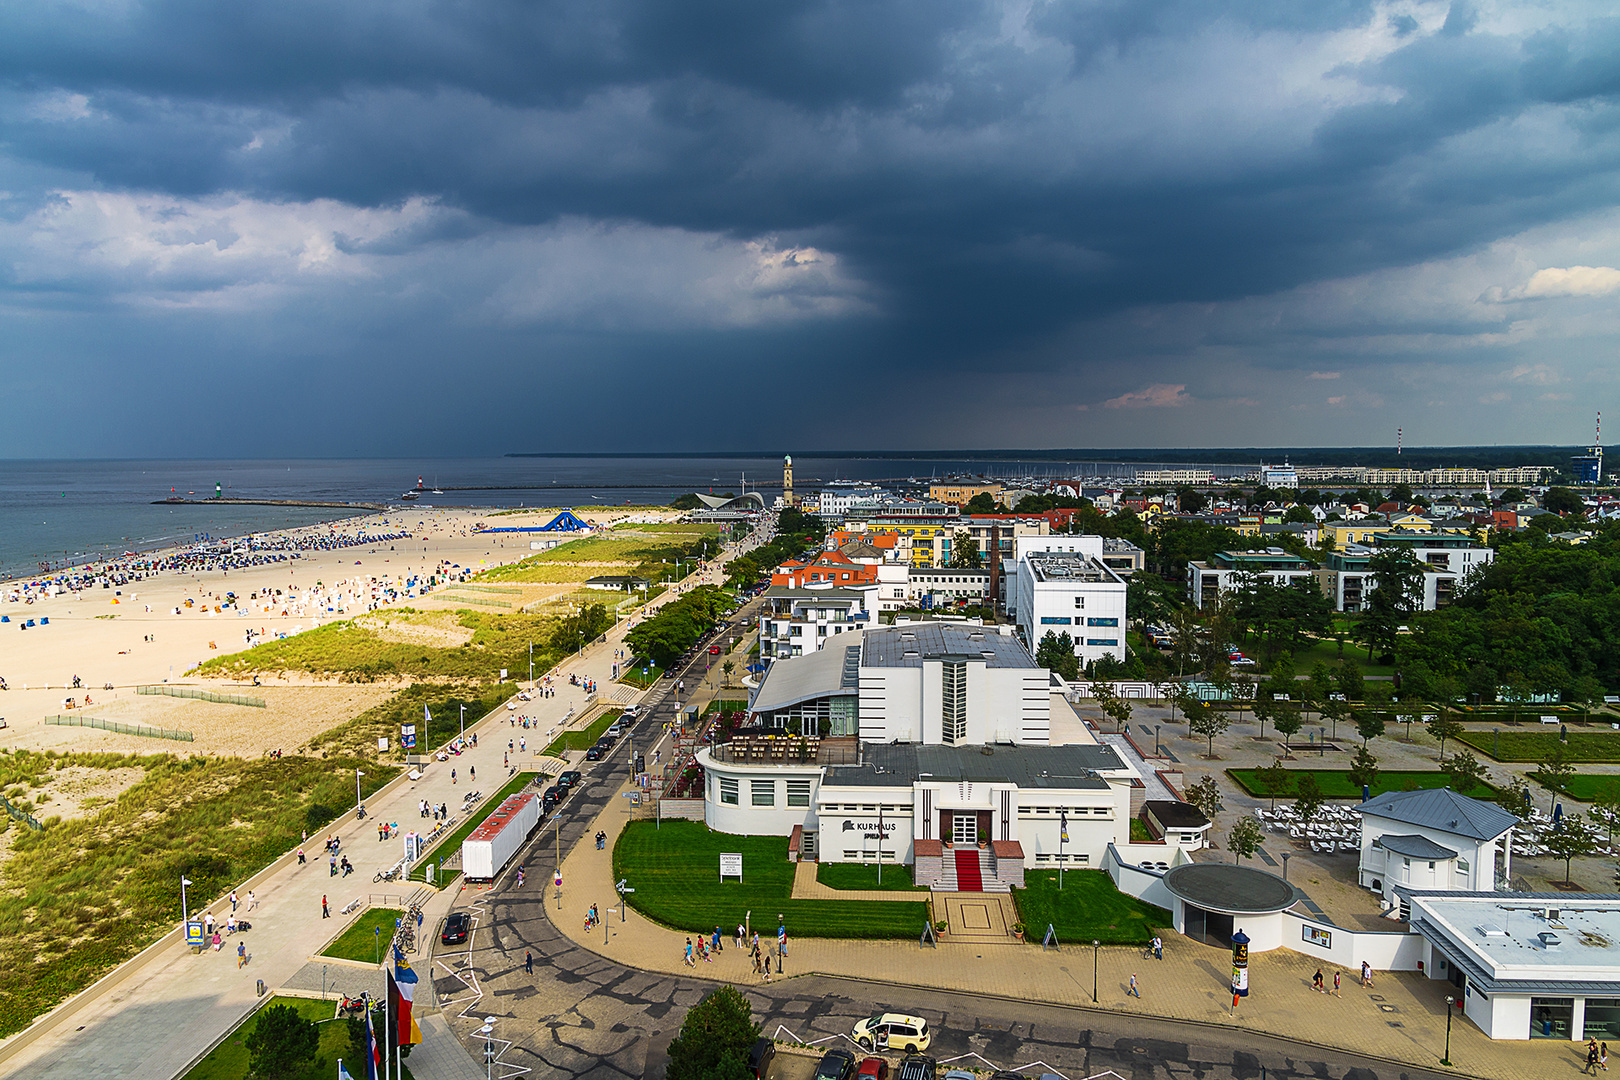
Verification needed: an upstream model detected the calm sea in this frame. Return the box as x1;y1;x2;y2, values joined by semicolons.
0;456;1144;579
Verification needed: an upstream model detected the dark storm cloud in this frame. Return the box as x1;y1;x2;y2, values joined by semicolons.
3;0;1620;454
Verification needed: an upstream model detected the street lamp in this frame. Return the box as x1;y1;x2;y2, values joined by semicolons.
479;1016;497;1080
355;769;365;817
1442;995;1455;1066
1281;851;1291;881
180;875;192;926
460;704;466;745
1092;940;1101;1002
1155;725;1162;756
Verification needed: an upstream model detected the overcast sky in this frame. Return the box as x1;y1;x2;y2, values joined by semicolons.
2;0;1618;457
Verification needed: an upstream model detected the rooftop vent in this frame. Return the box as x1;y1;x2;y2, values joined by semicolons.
1478;924;1508;938
1539;932;1562;951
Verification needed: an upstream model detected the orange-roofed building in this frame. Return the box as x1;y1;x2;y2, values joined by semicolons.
770;549;879;589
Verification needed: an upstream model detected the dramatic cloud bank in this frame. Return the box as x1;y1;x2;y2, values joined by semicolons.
1;0;1619;454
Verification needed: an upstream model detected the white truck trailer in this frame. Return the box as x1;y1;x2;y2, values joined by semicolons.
460;791;540;881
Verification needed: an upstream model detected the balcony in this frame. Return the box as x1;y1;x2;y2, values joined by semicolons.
708;734;860;766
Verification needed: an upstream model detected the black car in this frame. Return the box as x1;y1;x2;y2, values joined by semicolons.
559;770;582;789
747;1037;777;1078
440;911;472;945
542;786;560;809
584;745;604;761
896;1056;936;1080
813;1050;856;1080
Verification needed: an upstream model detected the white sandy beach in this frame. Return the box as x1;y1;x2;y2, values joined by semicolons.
0;505;674;756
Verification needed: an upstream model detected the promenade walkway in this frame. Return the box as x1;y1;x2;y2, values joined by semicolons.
0;534;757;1080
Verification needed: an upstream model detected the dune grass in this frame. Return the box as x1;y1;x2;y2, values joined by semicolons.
612;820;929;939
307;682;517;760
0;750;394;1038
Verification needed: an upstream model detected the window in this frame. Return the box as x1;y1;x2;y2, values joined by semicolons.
720;778;739;805
942;659;968;744
1457;857;1469;873
1087;617;1119;627
1073;596;1085;608
787;780;811;807
1040;616;1072;625
752;780;775;806
1087;638;1119;647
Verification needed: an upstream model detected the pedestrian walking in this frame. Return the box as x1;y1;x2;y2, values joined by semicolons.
237;941;247;969
230;891;238;913
713;926;723;954
330;854;338;876
751;943;762;972
1601;1041;1609;1071
204;911;215;936
1588;1040;1601;1075
246;891;257;911
451;768;456;784
1152;936;1162;960
322;895;330;918
1360;960;1373;988
525;951;534;975
1333;970;1342;995
1313;969;1325;993
683;938;694;967
736;922;745;949
297;846;305;865
1129;973;1140;998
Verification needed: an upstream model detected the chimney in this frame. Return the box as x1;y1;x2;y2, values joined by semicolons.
989;523;1002;609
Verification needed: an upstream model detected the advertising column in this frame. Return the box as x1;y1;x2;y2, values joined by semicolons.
1231;928;1250;1007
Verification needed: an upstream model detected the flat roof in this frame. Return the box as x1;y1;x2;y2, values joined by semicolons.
1025;551;1117;584
1411;893;1620;992
1163;863;1299;915
823;742;1120;790
862;623;1036;669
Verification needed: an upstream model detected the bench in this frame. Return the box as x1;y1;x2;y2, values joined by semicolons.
1540;716;1559;725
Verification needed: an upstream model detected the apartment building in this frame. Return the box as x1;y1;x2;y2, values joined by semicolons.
1011;535;1130;666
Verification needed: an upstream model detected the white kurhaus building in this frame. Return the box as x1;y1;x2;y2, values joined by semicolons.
702;621;1137;886
1356;788;1519;912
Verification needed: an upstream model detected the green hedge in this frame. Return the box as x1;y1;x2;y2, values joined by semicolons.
1226;768;1492;799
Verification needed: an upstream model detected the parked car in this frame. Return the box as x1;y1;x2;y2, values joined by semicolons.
558;770;582;789
942;1071;977;1080
542;786;560;809
813;1049;857;1080
852;1013;931;1053
584;745;605;761
440;911;472;945
896;1055;937;1080
747;1037;777;1078
621;705;639;719
856;1057;890;1080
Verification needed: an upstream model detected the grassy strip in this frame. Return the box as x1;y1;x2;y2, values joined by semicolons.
409;772;540;882
618;660;665;688
1010;870;1171;946
815;862;927;892
1225;768;1490;800
308;682;517;761
614;821;929;939
179;995;415;1080
1533;774;1620;802
0;751;394;1038
1457;730;1620;763
542;710;622;756
1129;819;1153;843
319;907;404;964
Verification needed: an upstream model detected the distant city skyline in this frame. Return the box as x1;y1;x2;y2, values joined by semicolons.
0;1;1616;457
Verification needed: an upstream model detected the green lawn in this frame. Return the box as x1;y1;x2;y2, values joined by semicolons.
1458;730;1620;763
1533;773;1620;802
1226;768;1491;800
618;661;664;689
815;862;927;892
409;772;540;882
180;995;414;1080
542;709;621;756
1011;870;1170;946
320;907;403;964
1129;819;1153;843
1288;638;1382;674
613;821;929;938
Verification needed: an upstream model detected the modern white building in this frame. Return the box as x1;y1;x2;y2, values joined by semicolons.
1010;536;1129;668
1260;463;1300;489
1186;549;1317;610
1408;892;1620;1041
758;586;874;659
1356;788;1519;912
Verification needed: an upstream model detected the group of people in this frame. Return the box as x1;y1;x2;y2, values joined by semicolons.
377;820;401;842
1586;1039;1612;1074
1311;961;1375;995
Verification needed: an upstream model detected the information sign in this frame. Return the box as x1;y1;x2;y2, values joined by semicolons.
719;853;744;882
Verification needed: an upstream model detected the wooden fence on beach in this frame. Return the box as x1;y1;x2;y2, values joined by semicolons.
137;685;265;707
45;715;194;742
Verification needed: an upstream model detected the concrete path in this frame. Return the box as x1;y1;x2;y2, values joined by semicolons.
0;533;762;1080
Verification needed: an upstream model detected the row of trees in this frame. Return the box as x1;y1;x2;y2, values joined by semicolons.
625;586;734;670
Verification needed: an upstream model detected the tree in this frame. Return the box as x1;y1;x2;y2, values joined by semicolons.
1442;750;1487;795
1228;816;1263;863
1543;815;1598;885
1273;707;1303;752
1543;487;1585;516
1532;745;1576;808
1309;662;1336;717
1184;775;1224;821
1035;630;1080;682
246;1004;319;1080
1427;712;1463;762
946;530;983;569
1321;694;1350;743
1354;709;1386;747
1497;486;1527;505
1090;682;1133;734
721;659;735;687
1187;702;1231;758
1251;696;1278;743
1293;774;1326;826
665;986;760;1080
1334;663;1364;702
1255;759;1289;810
1347;746;1380;792
965;492;1000;514
1591;780;1620;842
1498;777;1535;823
